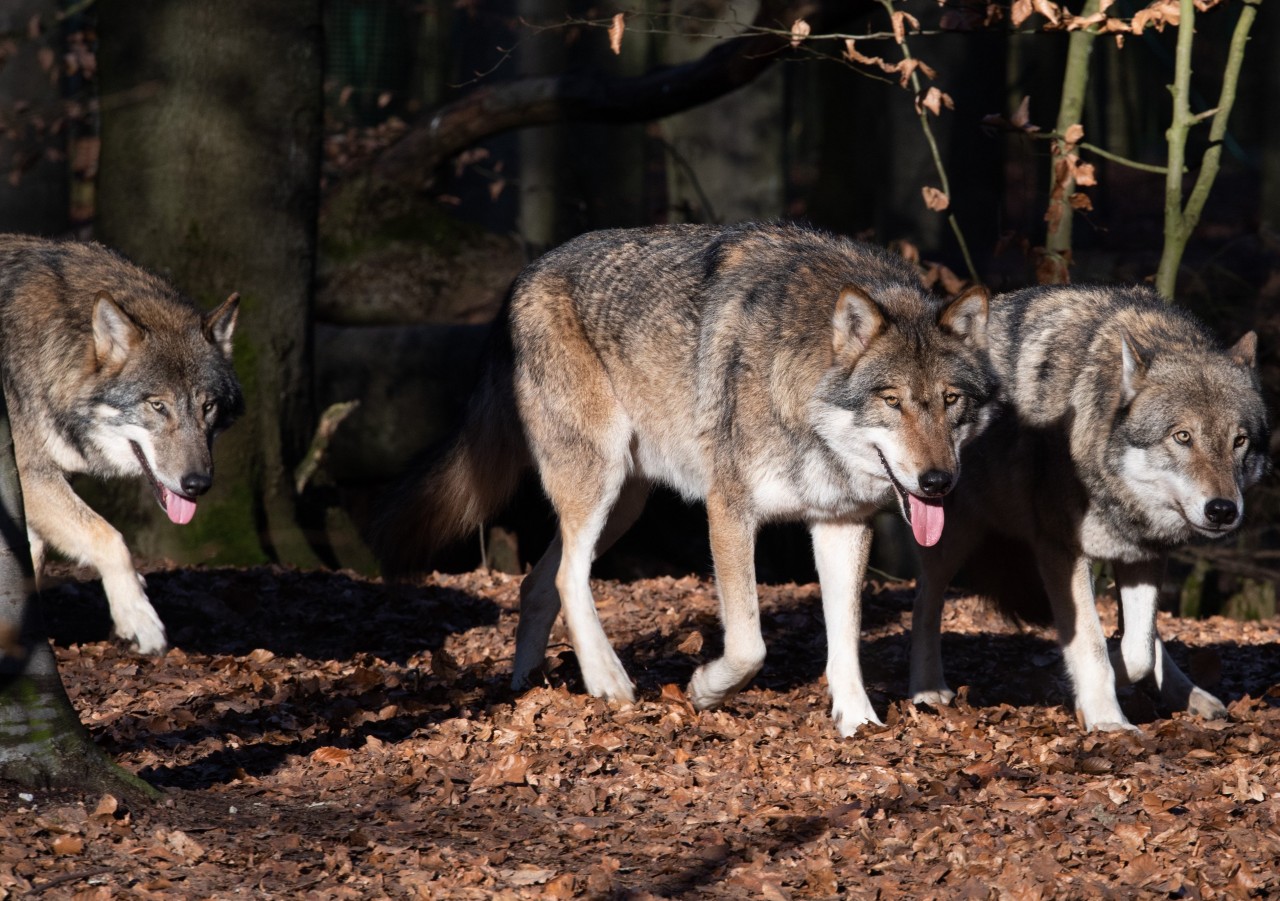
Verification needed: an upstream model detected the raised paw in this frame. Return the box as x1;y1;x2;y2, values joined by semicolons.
687;655;763;711
114;603;168;655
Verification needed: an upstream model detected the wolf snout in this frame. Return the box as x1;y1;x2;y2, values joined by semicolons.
918;469;954;497
181;471;213;497
1203;497;1239;527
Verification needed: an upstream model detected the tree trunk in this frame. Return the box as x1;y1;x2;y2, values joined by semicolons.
0;392;155;800
94;1;325;567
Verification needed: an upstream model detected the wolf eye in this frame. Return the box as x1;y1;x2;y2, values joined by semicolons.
1234;434;1248;449
883;395;900;409
1173;430;1191;445
203;400;218;417
149;400;168;416
943;391;960;407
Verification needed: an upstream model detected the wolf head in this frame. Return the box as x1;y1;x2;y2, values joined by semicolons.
812;283;996;546
87;290;244;524
1113;329;1269;542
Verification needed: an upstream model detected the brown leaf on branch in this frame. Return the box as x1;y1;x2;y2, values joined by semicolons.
844;40;934;88
917;86;955;117
1069;192;1093;211
608;13;625;55
1073;160;1096;187
1131;0;1180;33
891;10;920;43
1032;0;1064;25
790;18;811;48
1011;0;1035;25
1063;123;1084;144
922;186;950;211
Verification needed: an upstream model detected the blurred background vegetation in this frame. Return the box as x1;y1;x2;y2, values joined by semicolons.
2;0;1277;619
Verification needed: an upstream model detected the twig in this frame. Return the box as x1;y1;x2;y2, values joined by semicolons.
874;0;979;283
1154;0;1259;299
293;400;361;495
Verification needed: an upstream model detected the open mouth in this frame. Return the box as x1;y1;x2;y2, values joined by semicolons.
130;441;198;525
877;450;946;547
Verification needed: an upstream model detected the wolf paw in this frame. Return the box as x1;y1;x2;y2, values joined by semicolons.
576;649;636;703
1186;686;1228;720
687;656;763;711
831;696;884;737
911;687;956;708
1084;718;1142;734
114;605;168;655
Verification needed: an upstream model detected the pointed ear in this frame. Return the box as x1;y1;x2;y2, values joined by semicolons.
1120;331;1148;403
939;284;990;348
203;292;239;358
92;291;142;367
832;285;885;359
1228;330;1257;368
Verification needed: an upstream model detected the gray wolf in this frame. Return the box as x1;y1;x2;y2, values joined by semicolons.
0;236;242;654
378;221;995;735
910;284;1268;730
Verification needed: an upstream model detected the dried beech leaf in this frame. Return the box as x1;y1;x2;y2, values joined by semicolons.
922;186;950;211
607;13;625;55
312;746;353;766
790;18;810;48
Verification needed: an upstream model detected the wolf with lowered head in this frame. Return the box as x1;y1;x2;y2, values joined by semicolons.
0;236;242;655
910;284;1268;730
379;222;995;736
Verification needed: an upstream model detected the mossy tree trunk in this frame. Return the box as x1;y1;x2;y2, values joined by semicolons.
94;1;325;567
0;393;155;800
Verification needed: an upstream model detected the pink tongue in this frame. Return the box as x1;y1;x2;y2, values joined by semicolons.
909;495;945;547
162;487;197;525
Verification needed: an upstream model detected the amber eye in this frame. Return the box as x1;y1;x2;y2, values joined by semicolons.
943;391;960;407
883;395;900;408
1173;430;1191;445
149;400;168;416
1234;434;1248;449
203;400;218;416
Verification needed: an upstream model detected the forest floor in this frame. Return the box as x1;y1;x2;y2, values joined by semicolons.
1;563;1278;899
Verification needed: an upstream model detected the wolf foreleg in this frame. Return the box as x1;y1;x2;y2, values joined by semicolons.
812;519;883;735
1038;546;1133;731
688;489;765;709
1111;558;1163;685
21;468;167;654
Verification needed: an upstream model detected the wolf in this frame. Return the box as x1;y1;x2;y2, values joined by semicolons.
378;221;996;735
909;284;1268;730
0;236;243;654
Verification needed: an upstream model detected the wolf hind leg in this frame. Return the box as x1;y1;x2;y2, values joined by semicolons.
512;479;649;691
687;488;765;710
812;519;881;735
1151;640;1228;719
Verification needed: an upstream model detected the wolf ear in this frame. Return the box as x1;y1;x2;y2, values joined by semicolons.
92;291;143;367
1120;332;1149;403
203;292;240;358
1228;331;1257;369
832;285;885;359
939;285;990;348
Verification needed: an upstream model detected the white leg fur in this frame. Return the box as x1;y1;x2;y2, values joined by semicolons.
1111;560;1162;685
812;520;883;735
1039;548;1133;731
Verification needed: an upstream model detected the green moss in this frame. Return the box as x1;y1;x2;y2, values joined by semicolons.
320;182;488;262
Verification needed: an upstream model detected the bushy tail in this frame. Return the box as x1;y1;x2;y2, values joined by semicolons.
955;533;1053;626
374;324;529;579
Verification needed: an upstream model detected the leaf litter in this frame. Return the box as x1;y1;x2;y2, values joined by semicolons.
2;562;1277;898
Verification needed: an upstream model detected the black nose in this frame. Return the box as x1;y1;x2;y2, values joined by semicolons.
181;472;213;497
1204;498;1238;526
918;470;954;497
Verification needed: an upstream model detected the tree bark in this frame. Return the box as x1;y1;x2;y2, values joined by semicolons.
0;391;155;800
94;1;325;567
